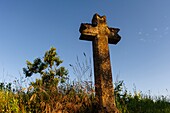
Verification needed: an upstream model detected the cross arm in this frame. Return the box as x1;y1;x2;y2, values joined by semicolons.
79;23;98;41
108;27;121;44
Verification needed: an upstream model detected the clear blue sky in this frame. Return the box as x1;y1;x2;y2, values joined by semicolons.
0;1;170;96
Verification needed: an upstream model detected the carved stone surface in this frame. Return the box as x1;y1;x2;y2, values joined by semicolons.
79;13;121;113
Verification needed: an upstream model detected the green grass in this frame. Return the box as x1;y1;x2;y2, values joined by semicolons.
0;83;20;113
0;80;170;113
114;81;170;113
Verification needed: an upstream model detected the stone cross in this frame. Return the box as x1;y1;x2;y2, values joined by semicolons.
79;13;121;113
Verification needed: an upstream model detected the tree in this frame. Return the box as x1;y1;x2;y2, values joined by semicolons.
23;47;68;89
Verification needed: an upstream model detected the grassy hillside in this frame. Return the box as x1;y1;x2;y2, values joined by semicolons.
0;79;170;113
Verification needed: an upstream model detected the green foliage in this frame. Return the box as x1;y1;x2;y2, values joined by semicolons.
23;47;68;88
114;80;170;113
0;84;20;113
0;82;12;91
1;78;170;113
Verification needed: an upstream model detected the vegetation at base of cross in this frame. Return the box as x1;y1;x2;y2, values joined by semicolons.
114;81;170;113
0;47;170;113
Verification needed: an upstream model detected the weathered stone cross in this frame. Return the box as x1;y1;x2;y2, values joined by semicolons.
79;13;121;113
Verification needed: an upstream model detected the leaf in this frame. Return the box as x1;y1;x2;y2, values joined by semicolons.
26;60;32;66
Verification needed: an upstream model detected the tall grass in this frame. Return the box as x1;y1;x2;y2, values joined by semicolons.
0;83;19;113
0;78;170;113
